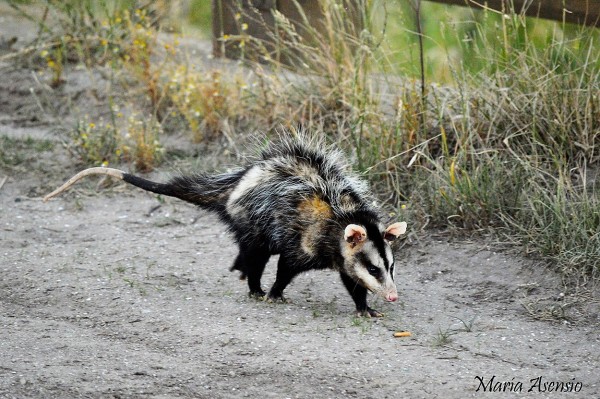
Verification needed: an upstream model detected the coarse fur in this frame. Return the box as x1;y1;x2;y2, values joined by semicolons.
44;133;407;317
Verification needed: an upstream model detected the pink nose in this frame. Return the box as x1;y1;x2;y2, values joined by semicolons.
386;293;398;302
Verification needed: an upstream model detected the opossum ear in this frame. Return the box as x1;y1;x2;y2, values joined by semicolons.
384;222;407;241
344;224;367;246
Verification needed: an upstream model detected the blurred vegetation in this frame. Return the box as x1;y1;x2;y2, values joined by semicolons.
184;1;600;82
187;0;211;32
4;0;599;282
381;1;600;80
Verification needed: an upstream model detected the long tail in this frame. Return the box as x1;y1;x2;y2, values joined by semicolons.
43;167;175;202
43;167;242;211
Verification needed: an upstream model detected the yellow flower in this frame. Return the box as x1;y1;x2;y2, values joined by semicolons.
40;50;48;58
101;160;109;167
133;39;146;49
47;60;56;68
401;204;407;210
88;122;96;129
101;39;108;47
241;23;248;31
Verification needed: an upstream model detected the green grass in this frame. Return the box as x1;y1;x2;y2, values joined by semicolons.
380;1;600;80
185;1;600;82
432;327;455;347
0;136;55;168
187;0;212;33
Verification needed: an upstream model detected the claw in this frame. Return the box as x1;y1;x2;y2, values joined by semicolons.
355;307;384;318
266;294;289;304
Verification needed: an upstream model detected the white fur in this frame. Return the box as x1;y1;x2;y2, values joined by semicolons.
349;241;397;300
226;165;272;216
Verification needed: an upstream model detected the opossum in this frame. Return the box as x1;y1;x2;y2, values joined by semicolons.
44;135;407;317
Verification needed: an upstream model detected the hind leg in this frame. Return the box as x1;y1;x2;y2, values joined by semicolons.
268;256;300;302
232;245;270;297
230;252;247;280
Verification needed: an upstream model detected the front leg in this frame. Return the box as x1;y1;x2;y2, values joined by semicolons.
339;271;384;317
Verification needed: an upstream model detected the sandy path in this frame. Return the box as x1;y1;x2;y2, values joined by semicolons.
1;172;598;398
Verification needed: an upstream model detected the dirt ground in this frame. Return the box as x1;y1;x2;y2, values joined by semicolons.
1;9;599;399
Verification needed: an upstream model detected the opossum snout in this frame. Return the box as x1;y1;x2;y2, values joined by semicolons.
385;292;398;302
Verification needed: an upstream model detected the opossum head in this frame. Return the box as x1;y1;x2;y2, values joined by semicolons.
341;221;407;302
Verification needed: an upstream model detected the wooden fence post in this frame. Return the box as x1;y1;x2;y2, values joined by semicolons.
424;0;600;27
211;0;365;61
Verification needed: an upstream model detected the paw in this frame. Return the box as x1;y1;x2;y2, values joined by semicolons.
355;307;384;318
266;294;289;304
248;289;266;299
229;265;247;280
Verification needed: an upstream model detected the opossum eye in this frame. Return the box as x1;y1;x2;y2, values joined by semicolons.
366;265;380;277
384;232;397;241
